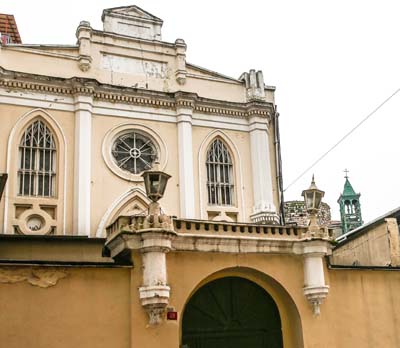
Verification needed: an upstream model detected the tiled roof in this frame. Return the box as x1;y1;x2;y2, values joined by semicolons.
0;14;22;44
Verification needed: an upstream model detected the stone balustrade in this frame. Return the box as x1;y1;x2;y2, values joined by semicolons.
105;215;335;240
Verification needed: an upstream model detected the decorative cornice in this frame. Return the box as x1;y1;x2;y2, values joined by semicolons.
94;92;175;108
0;79;72;95
0;67;274;119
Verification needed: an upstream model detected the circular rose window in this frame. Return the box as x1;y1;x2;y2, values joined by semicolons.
111;132;158;174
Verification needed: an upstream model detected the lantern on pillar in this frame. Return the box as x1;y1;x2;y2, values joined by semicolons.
302;175;325;213
142;169;171;203
302;175;325;233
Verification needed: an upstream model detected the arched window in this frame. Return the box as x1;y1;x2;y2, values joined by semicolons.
206;139;234;205
18;120;56;197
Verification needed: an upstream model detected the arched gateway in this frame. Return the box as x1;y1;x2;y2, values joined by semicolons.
182;277;283;348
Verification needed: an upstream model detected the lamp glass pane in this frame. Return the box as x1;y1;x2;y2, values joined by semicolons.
314;192;322;209
306;191;314;209
149;174;160;194
159;176;168;196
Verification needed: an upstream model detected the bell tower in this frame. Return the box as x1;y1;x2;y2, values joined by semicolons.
337;170;363;234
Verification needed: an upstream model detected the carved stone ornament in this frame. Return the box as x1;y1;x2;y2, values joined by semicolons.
139;285;171;325
303;285;329;316
0;267;67;288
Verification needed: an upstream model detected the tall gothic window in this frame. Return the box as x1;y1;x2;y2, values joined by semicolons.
18;120;56;197
206;139;234;205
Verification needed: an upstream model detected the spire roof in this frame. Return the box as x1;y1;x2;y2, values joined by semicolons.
342;178;357;197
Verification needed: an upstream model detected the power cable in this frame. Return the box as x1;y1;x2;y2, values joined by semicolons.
283;87;400;192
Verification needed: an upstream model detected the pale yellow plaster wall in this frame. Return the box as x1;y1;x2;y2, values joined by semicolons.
330;219;399;266
324;269;400;348
0;267;131;348
91;115;180;236
129;251;400;348
0;254;400;347
0;48;82;79
129;252;307;348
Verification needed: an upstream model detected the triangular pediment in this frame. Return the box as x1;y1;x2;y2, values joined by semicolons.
187;63;241;84
102;5;162;23
102;5;163;40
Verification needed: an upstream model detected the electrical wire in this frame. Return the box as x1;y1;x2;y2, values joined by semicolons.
283;87;400;192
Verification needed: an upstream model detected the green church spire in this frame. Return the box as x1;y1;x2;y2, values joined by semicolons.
337;169;363;234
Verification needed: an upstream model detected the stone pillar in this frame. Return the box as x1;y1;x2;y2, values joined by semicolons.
73;87;93;236
175;93;195;219
249;114;279;224
138;230;175;325
104;210;176;325
302;240;330;316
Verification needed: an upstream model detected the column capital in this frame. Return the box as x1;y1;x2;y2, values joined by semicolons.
300;239;332;257
174;91;197;112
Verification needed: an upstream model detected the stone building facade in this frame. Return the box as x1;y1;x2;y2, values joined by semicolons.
284;200;332;226
0;6;282;239
0;6;399;348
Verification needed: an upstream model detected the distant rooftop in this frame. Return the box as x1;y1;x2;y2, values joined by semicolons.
0;14;22;44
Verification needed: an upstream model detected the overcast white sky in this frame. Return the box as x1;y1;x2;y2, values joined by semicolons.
2;0;400;223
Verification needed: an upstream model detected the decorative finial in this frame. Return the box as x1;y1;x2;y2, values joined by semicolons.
344;168;349;179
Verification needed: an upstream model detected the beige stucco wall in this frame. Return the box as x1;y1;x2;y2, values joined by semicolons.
0;253;399;348
0;267;131;348
331;218;400;267
325;268;400;347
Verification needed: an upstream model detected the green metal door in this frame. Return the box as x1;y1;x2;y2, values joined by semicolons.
182;277;283;348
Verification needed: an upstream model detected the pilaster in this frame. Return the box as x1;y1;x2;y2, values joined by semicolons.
73;85;93;236
175;93;196;219
248;112;279;224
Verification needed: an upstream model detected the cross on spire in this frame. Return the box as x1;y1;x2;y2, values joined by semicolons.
344;168;349;179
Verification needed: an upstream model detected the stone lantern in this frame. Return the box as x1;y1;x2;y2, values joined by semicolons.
142;168;171;214
302;175;325;237
301;175;330;316
105;165;176;325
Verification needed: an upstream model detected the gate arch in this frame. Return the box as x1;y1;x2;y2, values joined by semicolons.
182;276;283;348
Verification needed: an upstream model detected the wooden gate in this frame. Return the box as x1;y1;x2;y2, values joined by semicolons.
182;277;283;348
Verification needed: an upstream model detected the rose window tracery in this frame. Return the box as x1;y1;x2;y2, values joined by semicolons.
111;132;157;174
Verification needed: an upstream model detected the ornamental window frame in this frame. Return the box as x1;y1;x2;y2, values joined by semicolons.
102;123;168;182
4;109;67;236
17;119;57;197
206;138;235;206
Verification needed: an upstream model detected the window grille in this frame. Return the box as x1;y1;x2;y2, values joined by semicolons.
206;139;234;205
18;120;56;197
111;132;157;174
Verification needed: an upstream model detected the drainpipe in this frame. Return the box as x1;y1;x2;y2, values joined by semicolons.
273;108;285;225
